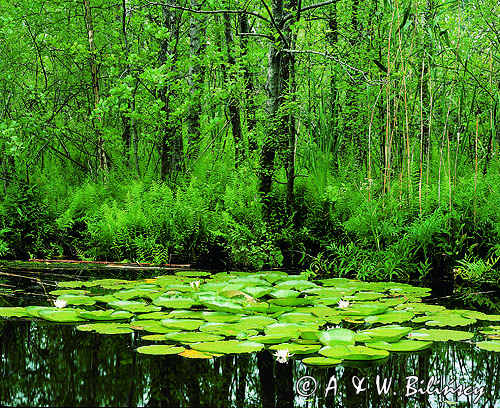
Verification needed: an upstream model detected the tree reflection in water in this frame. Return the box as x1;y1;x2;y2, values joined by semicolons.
0;320;498;407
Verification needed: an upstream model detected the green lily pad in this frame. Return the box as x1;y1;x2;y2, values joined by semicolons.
191;340;264;354
109;300;161;313
346;292;384;301
318;328;356;346
420;312;476;327
265;322;317;338
199;322;247;336
131;320;177;333
161;318;204;331
168;310;205;319
457;310;500;321
268;289;300;299
77;322;133;334
203;299;245;314
114;288;161;301
368;340;433;352
136;345;186;355
38;308;87;322
153;295;196;309
165;331;225;342
357;325;413;343
408;329;474;342
142;334;168;341
248;334;292;344
49;289;88;296
56;294;96;306
0;307;30;318
302;356;342;366
365;310;415;324
78;310;133;321
341;303;388;316
242;286;273;298
275;280;318;291
202;312;244;323
278;312;324;325
136;312;170;320
320;345;389;360
476;341;500;352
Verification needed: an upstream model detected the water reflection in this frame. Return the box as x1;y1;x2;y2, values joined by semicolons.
0;320;498;407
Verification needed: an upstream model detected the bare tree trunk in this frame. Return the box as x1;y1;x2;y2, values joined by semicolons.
158;2;183;181
239;14;258;152
83;0;108;173
186;0;204;165
224;12;245;167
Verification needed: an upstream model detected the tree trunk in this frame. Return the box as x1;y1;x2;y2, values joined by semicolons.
82;0;108;173
186;0;204;165
158;3;183;181
224;12;245;167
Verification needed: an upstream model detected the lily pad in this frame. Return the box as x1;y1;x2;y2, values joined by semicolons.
365;310;415;324
161;318;204;331
56;294;96;306
476;341;500;352
248;334;292;344
114;288;161;301
108;300;161;313
357;325;413;343
318;328;356;346
408;329;474;342
302;356;342;366
153;295;196;309
77;322;133;334
136;345;186;355
38;308;87;322
178;349;217;359
191;340;264;354
320;345;389;360
0;307;30;318
78;310;133;321
165;331;225;343
368;340;433;352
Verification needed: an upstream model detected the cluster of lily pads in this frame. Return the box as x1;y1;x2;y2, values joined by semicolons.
2;270;500;364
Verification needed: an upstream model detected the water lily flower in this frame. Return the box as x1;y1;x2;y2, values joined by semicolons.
338;299;350;309
54;299;67;308
273;348;294;364
190;280;201;290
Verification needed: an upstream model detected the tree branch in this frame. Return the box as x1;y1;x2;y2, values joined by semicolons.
283;0;338;23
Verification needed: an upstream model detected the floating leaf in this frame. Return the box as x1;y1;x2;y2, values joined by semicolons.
408;329;473;342
131;320;176;333
168;310;205;320
136;345;186;355
136;312;170;320
358;325;413;343
476;341;500;352
203;299;244;314
248;334;292;344
268;289;300;299
278;312;324;325
341;303;388;316
275;280;318;291
365;310;415;324
38;308;86;323
318;328;355;346
56;294;96;306
142;334;167;341
0;307;29;318
114;288;161;301
320;345;389;360
79;310;133;321
77;322;133;334
178;349;217;359
161;318;204;331
423;313;476;327
368;340;433;352
191;340;264;354
153;295;196;309
165;331;224;342
202;312;244;323
239;315;277;329
302;356;342;366
109;300;161;313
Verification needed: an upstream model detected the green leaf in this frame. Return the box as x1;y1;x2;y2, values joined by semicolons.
319;345;389;360
136;345;186;355
368;340;433;352
78;310;133;321
160;318;204;331
38;308;87;322
318;328;356;346
0;307;29;318
191;340;264;354
408;329;473;342
302;356;342;366
165;331;225;342
476;341;500;352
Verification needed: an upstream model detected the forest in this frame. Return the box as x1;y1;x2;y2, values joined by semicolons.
1;0;500;283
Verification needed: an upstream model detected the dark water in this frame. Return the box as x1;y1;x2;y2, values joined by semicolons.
1;266;500;407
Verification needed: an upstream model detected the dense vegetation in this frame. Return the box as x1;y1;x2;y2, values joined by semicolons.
1;0;500;282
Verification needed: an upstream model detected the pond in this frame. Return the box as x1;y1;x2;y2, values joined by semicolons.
1;263;500;407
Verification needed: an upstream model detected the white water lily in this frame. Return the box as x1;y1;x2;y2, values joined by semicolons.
337;299;350;309
273;348;294;364
54;299;67;308
190;280;201;290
